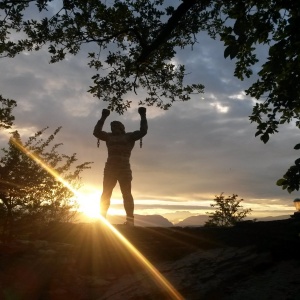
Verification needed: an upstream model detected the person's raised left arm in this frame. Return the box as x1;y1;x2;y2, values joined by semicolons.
131;107;148;141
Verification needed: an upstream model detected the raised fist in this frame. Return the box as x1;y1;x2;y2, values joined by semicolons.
102;109;110;118
138;107;146;116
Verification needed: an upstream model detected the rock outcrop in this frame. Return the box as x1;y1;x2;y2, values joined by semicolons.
1;219;300;299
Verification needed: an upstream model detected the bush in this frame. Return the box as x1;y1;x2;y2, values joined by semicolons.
205;193;252;227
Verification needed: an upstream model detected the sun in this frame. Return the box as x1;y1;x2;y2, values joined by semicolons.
76;190;126;219
76;191;101;219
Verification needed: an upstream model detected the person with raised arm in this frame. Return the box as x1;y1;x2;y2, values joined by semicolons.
93;107;148;226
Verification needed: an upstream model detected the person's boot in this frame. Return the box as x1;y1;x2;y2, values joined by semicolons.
124;216;134;226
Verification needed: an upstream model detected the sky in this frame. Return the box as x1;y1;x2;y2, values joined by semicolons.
0;2;298;221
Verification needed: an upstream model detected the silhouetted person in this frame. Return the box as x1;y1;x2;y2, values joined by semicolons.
93;107;148;226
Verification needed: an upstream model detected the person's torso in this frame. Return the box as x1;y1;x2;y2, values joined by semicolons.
105;133;135;165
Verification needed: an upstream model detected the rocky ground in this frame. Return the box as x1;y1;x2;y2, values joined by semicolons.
1;219;300;300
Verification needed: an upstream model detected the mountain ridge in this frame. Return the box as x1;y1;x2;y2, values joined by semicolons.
76;212;291;226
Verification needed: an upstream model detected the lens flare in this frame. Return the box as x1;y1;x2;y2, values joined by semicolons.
98;217;184;299
10;137;184;299
11;136;79;196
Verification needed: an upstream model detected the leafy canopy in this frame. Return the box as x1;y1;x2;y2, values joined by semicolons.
1;0;209;113
1;0;300;191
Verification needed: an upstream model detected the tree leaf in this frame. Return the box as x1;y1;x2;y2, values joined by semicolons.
224;46;232;59
276;178;286;186
260;133;269;144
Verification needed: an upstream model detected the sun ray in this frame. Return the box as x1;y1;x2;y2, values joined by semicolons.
10;137;184;299
11;136;79;196
98;217;184;300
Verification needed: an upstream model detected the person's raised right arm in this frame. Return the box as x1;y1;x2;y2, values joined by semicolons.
93;109;110;141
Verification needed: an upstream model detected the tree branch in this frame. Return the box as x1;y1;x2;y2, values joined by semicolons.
137;0;208;63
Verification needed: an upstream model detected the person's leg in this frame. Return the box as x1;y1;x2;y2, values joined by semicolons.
119;176;134;225
100;173;117;218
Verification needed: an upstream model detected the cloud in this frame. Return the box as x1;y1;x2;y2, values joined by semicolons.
0;13;298;218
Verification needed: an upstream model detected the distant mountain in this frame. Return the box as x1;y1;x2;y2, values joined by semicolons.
136;215;173;227
108;214;173;227
161;211;194;224
255;215;290;221
175;215;209;227
75;212;173;227
174;214;292;227
75;212;292;227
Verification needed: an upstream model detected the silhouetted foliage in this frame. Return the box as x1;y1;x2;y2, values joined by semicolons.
277;144;300;193
0;0;206;113
0;95;16;129
205;193;252;227
0;127;92;240
1;0;300;190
